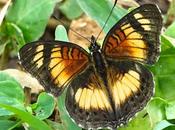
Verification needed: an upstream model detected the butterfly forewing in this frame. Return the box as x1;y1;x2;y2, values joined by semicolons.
66;60;153;129
19;41;89;96
102;4;162;64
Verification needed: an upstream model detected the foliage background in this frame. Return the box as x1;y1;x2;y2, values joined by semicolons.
0;0;175;130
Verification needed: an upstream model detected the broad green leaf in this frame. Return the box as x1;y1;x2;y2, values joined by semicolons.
32;92;55;120
6;0;57;42
165;21;175;39
59;0;83;20
0;120;18;130
55;25;69;41
150;35;175;101
0;82;25;116
0;103;52;130
154;120;175;130
160;35;175;52
0;72;25;116
55;25;81;130
147;98;168;128
0;72;24;102
77;0;127;34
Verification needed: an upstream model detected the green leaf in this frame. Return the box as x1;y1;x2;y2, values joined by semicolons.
0;120;18;130
147;98;168;128
32;92;55;120
165;21;175;38
0;72;24;102
0;72;25;116
77;0;127;34
154;120;175;130
0;103;52;130
160;35;175;52
165;101;175;120
59;0;83;20
150;35;175;101
6;0;57;42
55;25;69;41
5;22;25;48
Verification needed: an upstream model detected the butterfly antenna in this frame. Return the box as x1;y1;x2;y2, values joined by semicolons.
96;0;118;41
53;16;91;43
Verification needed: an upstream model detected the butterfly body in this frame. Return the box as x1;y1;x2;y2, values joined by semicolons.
19;4;163;130
89;36;107;81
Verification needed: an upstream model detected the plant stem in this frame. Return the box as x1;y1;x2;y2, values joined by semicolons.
0;43;10;70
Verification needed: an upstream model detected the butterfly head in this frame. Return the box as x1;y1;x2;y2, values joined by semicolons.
89;35;100;53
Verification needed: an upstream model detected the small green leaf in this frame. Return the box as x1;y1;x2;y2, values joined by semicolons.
6;0;57;42
59;0;83;20
55;25;69;41
32;92;55;120
0;103;52;130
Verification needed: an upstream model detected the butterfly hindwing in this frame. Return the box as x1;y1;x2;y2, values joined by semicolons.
66;66;116;129
66;60;153;129
102;4;162;64
19;41;89;96
106;59;153;123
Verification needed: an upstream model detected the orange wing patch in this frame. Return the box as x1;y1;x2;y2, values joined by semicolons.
49;47;88;87
107;25;148;61
107;68;141;107
103;4;162;64
19;41;89;96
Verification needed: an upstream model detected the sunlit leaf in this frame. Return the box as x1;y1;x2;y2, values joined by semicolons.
32;92;55;120
59;0;83;20
6;0;57;42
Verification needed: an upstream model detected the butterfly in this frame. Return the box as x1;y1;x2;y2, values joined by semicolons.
19;4;162;130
